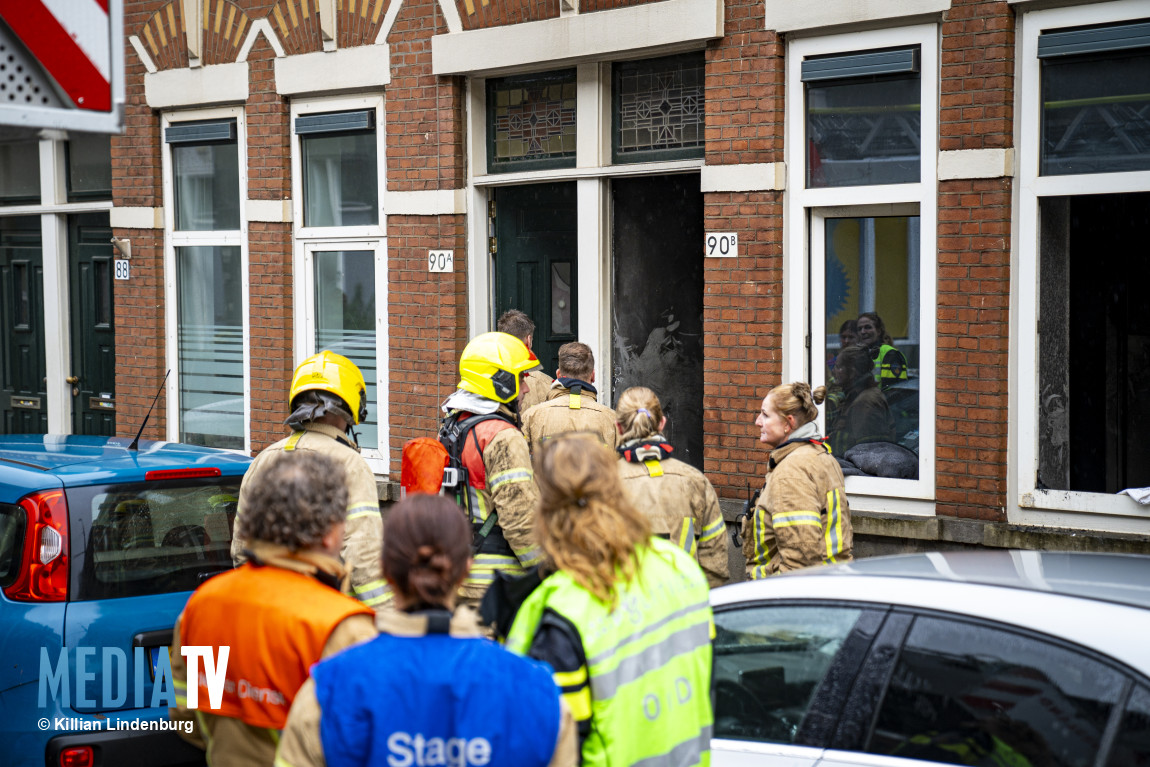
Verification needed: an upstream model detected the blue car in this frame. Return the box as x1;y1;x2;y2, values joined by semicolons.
0;435;251;767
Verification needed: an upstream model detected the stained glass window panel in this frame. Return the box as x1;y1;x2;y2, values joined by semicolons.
613;53;705;163
487;70;577;172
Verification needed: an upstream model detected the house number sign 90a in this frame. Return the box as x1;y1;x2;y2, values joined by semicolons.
705;233;737;258
429;250;454;272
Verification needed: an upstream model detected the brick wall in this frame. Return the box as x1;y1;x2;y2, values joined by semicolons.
934;0;1015;519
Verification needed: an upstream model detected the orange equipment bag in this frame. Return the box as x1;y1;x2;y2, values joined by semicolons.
401;437;450;495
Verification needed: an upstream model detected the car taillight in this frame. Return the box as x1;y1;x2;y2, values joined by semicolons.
145;467;221;480
3;490;68;602
59;746;94;767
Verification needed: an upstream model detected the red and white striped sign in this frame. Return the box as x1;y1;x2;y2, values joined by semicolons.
0;0;111;112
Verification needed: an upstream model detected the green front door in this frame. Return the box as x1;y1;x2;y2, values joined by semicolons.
0;217;47;434
69;213;116;435
493;183;577;374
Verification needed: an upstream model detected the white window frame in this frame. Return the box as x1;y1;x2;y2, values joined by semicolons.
785;24;939;511
291;94;389;473
464;62;706;399
1013;0;1150;526
161;105;251;453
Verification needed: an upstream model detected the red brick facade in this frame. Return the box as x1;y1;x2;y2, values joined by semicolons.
111;0;1035;523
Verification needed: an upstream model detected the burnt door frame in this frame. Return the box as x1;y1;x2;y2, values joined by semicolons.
492;182;579;376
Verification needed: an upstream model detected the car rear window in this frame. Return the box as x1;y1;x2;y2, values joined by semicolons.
67;477;241;600
0;502;27;588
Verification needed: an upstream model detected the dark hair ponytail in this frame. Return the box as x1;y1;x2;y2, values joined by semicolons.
383;495;471;609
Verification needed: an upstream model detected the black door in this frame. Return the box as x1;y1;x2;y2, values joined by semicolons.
493;183;578;374
69;213;115;435
0;216;47;434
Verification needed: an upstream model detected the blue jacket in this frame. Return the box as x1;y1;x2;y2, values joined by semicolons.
312;614;561;767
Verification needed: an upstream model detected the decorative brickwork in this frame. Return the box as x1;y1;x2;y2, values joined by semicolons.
140;1;189;70
336;0;389;47
458;0;555;31
203;0;255;63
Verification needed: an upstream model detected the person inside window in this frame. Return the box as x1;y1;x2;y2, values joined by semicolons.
856;312;908;390
827;345;896;456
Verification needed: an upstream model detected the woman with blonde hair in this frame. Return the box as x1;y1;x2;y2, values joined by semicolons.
506;435;714;767
745;381;851;579
614;386;728;586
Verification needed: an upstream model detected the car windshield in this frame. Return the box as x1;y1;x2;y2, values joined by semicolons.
67;478;240;600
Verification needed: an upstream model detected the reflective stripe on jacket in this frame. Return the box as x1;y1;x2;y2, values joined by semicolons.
181;563;373;729
743;439;851;579
506;537;714;767
457;411;541;599
232;422;387;608
521;385;618;453
617;455;728;587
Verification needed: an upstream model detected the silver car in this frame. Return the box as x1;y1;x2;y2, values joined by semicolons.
710;551;1150;766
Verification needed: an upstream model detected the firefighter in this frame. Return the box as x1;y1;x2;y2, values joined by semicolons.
442;331;542;607
231;351;387;608
275;495;577;767
171;452;378;766
506;435;714;766
497;308;554;412
744;382;852;579
614;386;729;587
521;341;617;452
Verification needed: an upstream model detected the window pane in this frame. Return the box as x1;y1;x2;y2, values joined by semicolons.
824;215;919;479
1042;47;1150;176
613;53;705;163
67;132;112;201
869;616;1123;767
487;70;577;172
177;246;243;449
172;140;240;231
1110;685;1150;766
1038;193;1150;492
314;250;377;450
302;132;378;227
806;65;921;188
551;262;572;334
713;605;862;744
66;478;240;600
0;141;41;205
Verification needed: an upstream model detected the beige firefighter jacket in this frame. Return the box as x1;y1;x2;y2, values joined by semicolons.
451;402;542;605
521;384;618;454
617;448;729;587
743;439;852;579
520;367;555;412
231;421;387;608
170;544;378;767
275;607;578;767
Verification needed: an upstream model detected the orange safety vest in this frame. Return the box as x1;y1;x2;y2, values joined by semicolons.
181;563;373;729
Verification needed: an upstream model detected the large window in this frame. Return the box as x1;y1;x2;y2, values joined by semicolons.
164;111;248;452
1016;0;1150;524
292;97;387;471
1039;19;1150;176
787;25;937;501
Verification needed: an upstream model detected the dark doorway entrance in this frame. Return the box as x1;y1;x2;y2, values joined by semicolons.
493;183;578;375
611;174;704;469
69;213;115;435
1038;192;1150;493
0;216;47;434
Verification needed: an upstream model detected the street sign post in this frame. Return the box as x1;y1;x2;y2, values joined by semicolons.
0;0;124;133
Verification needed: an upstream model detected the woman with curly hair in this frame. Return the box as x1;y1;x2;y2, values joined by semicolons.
506;435;714;767
745;381;852;578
